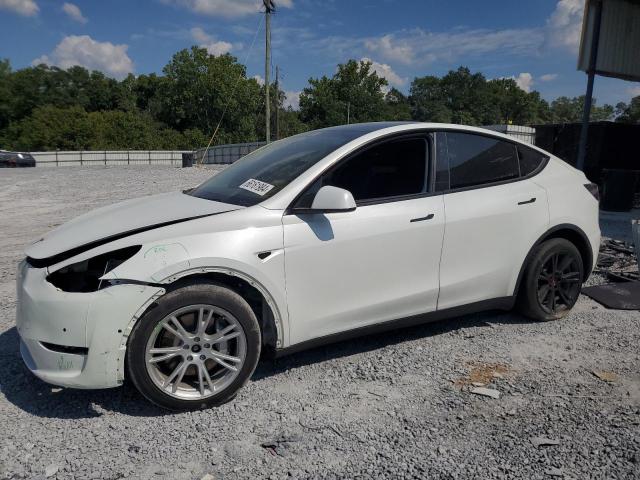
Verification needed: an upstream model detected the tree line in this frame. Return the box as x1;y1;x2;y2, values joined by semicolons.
0;47;637;152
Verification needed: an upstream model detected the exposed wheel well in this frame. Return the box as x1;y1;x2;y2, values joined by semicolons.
514;224;594;296
165;272;280;354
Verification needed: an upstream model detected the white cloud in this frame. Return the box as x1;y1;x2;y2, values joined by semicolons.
190;26;210;43
163;0;292;18
628;86;640;97
284;91;300;110
32;35;133;79
0;0;38;16
540;73;559;82
253;74;265;86
204;40;233;56
545;0;585;52
362;27;543;66
361;57;406;88
190;27;233;55
62;2;87;23
364;35;415;65
514;72;534;92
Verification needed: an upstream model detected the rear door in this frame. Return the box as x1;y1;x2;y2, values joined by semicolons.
435;131;549;310
282;134;445;345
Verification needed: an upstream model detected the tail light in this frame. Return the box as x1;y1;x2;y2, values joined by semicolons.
584;183;600;201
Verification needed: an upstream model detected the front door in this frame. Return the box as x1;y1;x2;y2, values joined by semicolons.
282;134;446;345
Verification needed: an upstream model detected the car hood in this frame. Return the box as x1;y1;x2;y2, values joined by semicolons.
25;191;243;261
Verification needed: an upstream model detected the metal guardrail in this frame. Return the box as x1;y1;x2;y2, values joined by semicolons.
195;141;266;165
31;150;191;167
29;128;536;167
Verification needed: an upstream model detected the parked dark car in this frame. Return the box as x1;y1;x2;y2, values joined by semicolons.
0;150;36;168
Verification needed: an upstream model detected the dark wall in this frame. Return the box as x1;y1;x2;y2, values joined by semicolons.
534;122;640;184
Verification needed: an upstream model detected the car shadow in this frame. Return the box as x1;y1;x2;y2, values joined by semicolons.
0;309;530;418
0;327;169;419
252;308;530;380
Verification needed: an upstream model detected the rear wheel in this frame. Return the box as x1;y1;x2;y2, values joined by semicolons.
518;238;583;321
127;282;261;411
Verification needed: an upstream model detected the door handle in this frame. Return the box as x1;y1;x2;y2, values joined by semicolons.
518;198;536;205
410;214;434;223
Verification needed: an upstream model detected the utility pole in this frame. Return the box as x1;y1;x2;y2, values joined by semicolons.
275;65;280;140
264;0;275;143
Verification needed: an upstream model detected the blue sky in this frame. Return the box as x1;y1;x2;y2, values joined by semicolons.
1;0;638;110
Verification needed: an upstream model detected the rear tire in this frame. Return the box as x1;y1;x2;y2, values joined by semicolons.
518;238;584;321
127;281;261;411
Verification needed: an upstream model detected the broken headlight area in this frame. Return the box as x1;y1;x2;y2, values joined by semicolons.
46;246;141;292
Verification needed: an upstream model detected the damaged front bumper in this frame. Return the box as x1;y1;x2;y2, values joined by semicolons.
16;260;164;389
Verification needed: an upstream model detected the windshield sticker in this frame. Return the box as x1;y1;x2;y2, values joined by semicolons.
239;179;275;196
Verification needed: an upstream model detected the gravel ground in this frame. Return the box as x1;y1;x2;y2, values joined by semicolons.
0;167;639;480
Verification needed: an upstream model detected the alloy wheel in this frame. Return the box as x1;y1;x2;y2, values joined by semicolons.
144;304;247;400
536;252;581;314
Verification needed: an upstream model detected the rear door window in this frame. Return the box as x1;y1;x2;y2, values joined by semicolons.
437;132;520;190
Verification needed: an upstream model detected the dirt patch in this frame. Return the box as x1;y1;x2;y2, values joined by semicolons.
454;361;511;388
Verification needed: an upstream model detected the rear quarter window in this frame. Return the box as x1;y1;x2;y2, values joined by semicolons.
517;145;548;177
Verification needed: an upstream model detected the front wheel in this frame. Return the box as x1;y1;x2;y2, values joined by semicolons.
518;238;584;321
127;282;261;411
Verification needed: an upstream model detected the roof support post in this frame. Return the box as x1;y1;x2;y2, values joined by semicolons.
576;0;603;172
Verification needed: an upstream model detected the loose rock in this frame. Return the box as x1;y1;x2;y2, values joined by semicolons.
469;387;501;399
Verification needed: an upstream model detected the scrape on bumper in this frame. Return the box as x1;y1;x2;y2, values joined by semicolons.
16;260;165;389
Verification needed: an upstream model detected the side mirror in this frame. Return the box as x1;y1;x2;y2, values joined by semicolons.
309;186;356;213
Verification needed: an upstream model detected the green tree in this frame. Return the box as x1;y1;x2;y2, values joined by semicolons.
0;59;11;131
180;128;209;149
409;75;452;123
299;59;389;128
384;88;412;121
410;67;551;126
277;109;309;138
410;67;493;124
4;105;92;150
615;96;640;124
441;67;492;124
159;47;262;143
549;96;614;123
88;110;170;149
485;78;551;125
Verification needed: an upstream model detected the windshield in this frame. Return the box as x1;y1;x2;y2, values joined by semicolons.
189;124;397;206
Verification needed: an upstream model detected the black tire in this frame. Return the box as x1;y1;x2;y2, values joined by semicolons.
127;281;261;411
517;238;584;321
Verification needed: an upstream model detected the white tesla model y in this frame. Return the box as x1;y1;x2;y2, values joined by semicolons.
16;122;600;410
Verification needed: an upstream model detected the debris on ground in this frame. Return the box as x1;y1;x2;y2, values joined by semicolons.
44;464;59;478
454;362;510;388
582;281;640;310
595;238;639;282
260;434;301;457
592;370;618;383
531;437;561;448
544;467;564;477
469;387;501;399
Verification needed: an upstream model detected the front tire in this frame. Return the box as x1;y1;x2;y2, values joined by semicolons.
518;238;584;321
127;281;261;411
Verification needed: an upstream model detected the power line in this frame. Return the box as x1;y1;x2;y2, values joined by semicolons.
198;13;264;165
